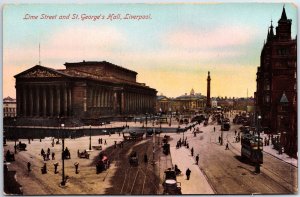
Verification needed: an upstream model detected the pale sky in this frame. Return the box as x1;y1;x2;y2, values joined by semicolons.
3;3;297;98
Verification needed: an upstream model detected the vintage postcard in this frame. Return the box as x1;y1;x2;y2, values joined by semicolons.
2;2;298;195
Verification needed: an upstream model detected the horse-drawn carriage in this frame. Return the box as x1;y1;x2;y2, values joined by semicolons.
63;148;71;159
123;132;144;141
162;135;170;144
77;150;90;159
16;142;26;151
129;151;139;166
96;153;110;173
162;168;182;194
5;150;15;162
92;145;102;150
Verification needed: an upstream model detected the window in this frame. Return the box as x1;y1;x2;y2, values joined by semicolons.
264;95;270;103
264;80;270;91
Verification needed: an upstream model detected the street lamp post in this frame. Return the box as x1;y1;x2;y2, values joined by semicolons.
89;125;92;150
61;123;65;186
255;115;262;174
169;109;172;126
14;118;17;154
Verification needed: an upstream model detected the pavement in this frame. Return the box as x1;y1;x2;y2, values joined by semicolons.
170;146;214;194
4;114;297;195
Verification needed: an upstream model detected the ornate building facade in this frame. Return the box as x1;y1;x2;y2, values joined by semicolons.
3;96;16;117
255;7;297;157
15;61;157;120
156;89;206;114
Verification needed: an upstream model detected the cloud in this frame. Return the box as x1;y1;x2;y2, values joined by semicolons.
44;25;126;61
164;25;256;50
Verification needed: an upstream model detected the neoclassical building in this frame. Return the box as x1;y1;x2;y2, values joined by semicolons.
15;61;157;119
156;89;206;114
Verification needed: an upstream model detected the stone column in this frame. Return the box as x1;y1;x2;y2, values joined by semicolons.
68;87;72;116
49;86;54;116
16;86;21;116
113;92;117;112
36;86;40;116
56;86;61;116
64;86;68;116
96;88;99;107
29;86;33;116
101;89;104;107
42;86;47;117
121;92;125;114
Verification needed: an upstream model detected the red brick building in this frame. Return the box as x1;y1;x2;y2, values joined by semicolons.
255;7;297;157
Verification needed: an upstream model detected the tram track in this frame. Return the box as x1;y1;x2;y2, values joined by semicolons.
114;138;160;195
225;133;296;193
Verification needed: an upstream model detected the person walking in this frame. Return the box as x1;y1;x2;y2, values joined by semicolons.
235;130;237;136
195;154;199;165
27;162;31;172
225;143;229;150
191;147;194;157
186;168;191;180
214;127;215;132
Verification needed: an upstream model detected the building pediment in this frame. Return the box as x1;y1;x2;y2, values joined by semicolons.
15;65;66;79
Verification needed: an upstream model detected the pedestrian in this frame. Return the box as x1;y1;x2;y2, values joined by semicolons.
191;147;194;157
195;154;199;165
214;127;215;132
218;136;221;144
41;148;45;156
42;163;47;174
27;162;31;172
52;152;55;160
98;138;100;144
54;162;58;174
28;138;31;144
186;168;191;180
235;130;237;136
186;143;189;149
225;143;229;150
47;148;50;155
104;140;107;145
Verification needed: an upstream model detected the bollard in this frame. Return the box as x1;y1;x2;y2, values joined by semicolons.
74;162;79;174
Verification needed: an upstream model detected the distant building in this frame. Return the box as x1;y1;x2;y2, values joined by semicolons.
255;7;297;157
156;89;206;114
211;99;218;108
3;96;16;117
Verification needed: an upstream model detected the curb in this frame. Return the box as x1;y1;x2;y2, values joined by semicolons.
262;150;297;168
